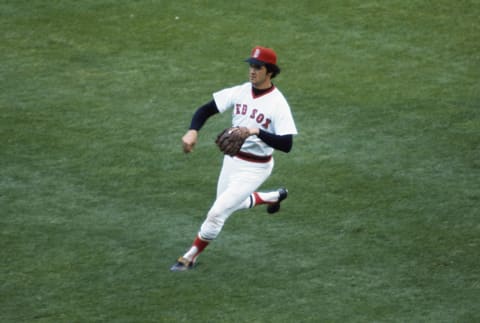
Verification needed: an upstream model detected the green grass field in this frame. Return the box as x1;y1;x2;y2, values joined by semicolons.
1;1;479;322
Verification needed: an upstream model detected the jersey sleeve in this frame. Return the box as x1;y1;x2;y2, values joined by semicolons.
212;84;246;113
272;97;298;136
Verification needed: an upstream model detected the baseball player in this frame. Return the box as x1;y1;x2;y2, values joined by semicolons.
170;46;298;272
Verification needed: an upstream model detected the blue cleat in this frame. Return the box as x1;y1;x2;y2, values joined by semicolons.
170;257;194;272
267;187;288;214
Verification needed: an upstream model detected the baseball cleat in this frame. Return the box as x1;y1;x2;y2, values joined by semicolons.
170;257;194;272
267;187;288;214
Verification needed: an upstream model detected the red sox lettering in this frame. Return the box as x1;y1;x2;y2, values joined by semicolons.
234;103;272;129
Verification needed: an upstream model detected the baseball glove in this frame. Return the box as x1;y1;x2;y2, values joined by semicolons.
215;127;250;156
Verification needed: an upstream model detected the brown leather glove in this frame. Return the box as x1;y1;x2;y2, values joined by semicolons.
215;127;250;156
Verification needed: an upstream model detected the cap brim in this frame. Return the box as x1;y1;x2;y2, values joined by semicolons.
245;58;266;66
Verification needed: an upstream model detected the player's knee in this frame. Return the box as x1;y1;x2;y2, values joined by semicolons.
199;221;222;240
199;211;225;240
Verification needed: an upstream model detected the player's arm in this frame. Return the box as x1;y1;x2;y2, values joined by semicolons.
182;100;219;153
248;128;293;153
189;100;219;130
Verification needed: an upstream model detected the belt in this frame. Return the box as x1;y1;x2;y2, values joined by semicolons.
235;151;272;163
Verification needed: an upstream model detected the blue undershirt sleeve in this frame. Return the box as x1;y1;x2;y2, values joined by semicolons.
258;130;293;153
189;100;220;131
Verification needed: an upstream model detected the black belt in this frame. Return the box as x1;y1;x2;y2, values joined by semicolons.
235;151;272;163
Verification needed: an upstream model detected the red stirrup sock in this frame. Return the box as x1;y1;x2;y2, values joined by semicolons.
252;192;265;206
183;235;210;263
193;235;209;254
252;191;280;207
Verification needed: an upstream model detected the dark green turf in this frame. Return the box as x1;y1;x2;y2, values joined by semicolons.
1;1;479;322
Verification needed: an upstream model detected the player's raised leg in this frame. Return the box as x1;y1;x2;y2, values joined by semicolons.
236;187;288;213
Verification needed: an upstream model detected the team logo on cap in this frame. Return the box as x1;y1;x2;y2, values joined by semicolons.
253;48;261;58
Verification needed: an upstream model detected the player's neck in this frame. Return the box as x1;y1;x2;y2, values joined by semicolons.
252;84;274;97
252;80;272;90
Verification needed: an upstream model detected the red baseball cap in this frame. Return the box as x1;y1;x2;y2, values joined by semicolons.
245;46;277;66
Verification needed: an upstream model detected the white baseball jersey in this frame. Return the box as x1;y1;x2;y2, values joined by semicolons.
213;82;298;157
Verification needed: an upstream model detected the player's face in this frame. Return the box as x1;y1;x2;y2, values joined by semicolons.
249;64;271;89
